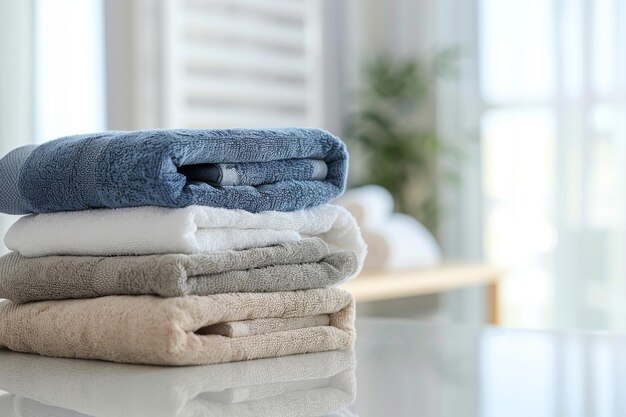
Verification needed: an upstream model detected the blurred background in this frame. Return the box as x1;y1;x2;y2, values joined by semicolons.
1;0;624;332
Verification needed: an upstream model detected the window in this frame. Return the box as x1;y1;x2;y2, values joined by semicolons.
479;0;626;330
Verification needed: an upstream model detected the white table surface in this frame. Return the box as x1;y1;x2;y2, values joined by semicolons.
1;317;625;416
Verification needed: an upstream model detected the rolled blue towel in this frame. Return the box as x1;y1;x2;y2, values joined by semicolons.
0;128;347;214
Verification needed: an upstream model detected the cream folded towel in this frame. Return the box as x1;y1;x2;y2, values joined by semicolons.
5;204;365;263
0;288;355;366
0;349;355;417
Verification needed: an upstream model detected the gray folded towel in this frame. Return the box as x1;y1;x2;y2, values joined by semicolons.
0;238;358;303
0;395;16;417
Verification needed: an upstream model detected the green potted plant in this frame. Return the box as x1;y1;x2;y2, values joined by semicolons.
347;49;461;236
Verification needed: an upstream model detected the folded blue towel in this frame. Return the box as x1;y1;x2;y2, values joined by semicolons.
0;128;347;214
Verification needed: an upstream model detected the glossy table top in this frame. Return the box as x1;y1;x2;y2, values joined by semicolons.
1;317;625;416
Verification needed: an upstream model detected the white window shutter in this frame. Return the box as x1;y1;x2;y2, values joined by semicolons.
162;0;324;129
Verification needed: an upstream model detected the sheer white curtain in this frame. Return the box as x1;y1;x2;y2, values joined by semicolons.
435;0;486;324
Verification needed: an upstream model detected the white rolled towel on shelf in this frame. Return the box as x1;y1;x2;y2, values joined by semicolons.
364;213;441;271
334;185;394;229
336;185;442;271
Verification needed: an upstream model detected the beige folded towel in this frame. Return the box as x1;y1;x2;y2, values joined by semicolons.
0;288;355;366
0;349;356;417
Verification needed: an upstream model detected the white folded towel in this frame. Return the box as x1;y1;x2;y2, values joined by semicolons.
5;205;366;267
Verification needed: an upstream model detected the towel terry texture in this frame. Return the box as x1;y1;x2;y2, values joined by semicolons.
5;205;366;266
0;128;347;214
0;349;356;417
0;288;355;366
0;238;358;303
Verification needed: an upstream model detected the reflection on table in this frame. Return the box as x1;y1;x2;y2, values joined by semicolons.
0;349;356;417
354;319;626;417
3;318;626;417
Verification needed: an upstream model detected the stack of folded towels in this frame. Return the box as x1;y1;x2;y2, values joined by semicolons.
0;128;366;366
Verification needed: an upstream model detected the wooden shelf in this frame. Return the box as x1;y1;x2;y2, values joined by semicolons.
341;264;504;324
